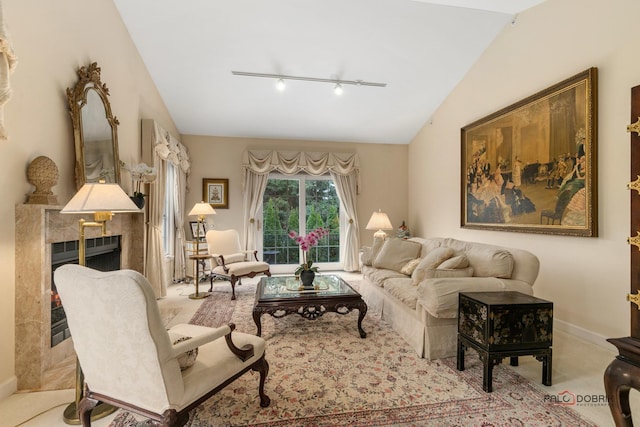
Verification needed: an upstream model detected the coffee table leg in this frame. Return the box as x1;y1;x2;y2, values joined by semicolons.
357;302;367;338
252;308;263;337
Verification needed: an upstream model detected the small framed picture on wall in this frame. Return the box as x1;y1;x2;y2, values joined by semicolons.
203;178;229;209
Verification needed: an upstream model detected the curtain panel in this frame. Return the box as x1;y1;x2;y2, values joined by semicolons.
241;150;361;271
146;121;191;297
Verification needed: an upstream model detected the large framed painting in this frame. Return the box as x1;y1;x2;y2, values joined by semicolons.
461;68;597;236
203;178;229;209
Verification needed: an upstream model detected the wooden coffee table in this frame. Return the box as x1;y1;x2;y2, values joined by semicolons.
253;275;367;338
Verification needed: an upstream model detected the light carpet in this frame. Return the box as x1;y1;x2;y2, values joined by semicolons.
110;281;596;426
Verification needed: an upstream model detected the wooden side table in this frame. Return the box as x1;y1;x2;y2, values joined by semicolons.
457;291;553;392
189;254;212;299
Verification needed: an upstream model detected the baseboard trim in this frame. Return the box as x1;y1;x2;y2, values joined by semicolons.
554;318;616;352
0;375;17;401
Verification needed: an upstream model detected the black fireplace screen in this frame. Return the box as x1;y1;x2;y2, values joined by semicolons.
50;235;121;347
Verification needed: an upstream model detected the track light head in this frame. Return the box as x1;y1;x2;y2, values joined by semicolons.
334;83;343;96
276;78;286;91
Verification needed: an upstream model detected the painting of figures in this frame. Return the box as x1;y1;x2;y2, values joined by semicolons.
461;68;597;236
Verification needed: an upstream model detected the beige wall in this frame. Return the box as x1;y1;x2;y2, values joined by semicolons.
182;135;408;249
0;0;177;396
409;0;637;342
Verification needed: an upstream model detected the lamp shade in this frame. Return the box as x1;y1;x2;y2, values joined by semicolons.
365;210;392;231
189;201;216;217
61;182;140;213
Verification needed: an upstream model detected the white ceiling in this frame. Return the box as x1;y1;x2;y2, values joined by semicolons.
113;0;546;144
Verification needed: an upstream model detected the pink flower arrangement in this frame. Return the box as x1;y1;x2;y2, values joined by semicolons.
288;227;329;275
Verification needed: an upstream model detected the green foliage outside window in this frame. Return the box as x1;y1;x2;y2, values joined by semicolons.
263;177;340;265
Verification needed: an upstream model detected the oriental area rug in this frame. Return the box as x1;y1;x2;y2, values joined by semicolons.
110;281;596;427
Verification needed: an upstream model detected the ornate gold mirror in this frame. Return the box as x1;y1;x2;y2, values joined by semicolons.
66;62;120;189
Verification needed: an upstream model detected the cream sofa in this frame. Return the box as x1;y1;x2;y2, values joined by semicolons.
359;237;540;360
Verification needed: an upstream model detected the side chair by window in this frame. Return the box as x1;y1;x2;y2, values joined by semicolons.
206;229;271;300
54;264;270;427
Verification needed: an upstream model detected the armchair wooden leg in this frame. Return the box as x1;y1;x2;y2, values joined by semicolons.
230;277;237;300
252;356;271;408
78;396;98;427
160;409;189;427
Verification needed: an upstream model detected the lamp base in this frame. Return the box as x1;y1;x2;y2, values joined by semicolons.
63;401;118;425
373;230;388;240
189;291;211;299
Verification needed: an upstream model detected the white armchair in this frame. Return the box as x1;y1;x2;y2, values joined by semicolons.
53;264;270;427
206;229;271;300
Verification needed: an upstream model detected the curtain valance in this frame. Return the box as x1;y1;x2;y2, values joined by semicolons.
242;149;357;175
152;122;191;174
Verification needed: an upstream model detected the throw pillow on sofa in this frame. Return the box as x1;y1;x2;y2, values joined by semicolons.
372;238;422;273
438;255;469;269
400;258;422;275
424;254;473;279
465;246;514;278
361;237;385;266
412;247;454;285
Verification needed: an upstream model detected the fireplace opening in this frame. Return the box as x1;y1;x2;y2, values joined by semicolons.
50;235;121;347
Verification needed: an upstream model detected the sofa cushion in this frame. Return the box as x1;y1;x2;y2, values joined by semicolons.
383;278;419;309
465;246;514;278
373;238;422;273
367;268;408;287
361;237;385;266
412;247;455;285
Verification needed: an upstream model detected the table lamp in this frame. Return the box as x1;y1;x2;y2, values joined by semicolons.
60;180;140;424
365;209;393;240
188;201;216;298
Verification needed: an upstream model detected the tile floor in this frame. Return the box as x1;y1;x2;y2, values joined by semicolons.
1;273;637;427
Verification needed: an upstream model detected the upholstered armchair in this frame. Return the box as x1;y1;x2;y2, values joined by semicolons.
54;264;270;427
206;229;271;300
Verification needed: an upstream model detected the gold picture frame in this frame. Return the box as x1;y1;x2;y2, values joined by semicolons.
461;68;598;236
203;178;229;209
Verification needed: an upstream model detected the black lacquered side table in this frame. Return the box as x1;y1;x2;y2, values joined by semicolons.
457;291;553;392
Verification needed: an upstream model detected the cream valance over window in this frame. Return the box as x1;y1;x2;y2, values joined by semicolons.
241;150;361;271
242;150;360;184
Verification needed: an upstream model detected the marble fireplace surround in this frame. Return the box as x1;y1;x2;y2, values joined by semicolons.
15;204;144;391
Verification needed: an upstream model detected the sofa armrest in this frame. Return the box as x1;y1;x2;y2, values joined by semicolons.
417;277;533;319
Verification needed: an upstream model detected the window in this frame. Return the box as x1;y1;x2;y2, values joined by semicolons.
261;173;343;273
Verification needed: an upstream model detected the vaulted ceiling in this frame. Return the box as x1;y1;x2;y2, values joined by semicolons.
114;0;546;144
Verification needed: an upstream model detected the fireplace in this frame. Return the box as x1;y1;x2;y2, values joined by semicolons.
50;236;121;347
15;204;144;390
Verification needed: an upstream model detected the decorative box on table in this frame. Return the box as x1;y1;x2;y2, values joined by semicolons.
457;291;553;392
